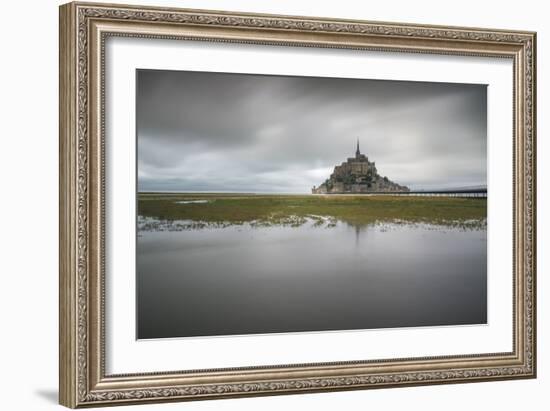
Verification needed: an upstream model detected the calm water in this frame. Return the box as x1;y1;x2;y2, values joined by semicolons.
137;220;487;339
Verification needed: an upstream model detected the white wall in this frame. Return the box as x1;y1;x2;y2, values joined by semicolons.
0;0;546;409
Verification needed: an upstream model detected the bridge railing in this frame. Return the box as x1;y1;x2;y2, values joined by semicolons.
371;190;487;198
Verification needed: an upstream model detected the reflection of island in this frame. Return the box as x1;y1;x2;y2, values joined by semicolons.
355;224;365;246
312;140;409;194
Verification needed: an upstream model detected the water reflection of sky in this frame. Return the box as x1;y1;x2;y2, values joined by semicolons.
137;217;487;339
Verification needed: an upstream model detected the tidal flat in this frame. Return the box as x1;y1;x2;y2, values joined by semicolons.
137;193;487;229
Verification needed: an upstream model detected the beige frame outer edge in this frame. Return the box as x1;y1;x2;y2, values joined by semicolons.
59;1;537;408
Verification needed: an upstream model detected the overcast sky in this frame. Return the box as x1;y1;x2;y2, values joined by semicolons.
137;69;487;193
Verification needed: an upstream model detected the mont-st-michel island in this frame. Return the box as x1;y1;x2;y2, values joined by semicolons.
312;140;410;194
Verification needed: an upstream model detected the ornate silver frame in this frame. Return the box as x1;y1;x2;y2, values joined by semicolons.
59;1;536;408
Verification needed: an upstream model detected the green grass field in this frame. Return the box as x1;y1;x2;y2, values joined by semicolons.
138;193;487;229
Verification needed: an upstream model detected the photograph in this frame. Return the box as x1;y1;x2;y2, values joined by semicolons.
136;69;488;339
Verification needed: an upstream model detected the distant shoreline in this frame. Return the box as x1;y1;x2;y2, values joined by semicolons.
138;191;487;198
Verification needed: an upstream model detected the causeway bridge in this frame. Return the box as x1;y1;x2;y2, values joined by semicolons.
369;187;487;198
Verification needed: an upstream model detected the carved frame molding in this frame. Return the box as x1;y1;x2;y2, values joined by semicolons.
59;2;536;408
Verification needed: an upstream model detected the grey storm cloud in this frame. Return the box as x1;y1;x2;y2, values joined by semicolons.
137;69;487;193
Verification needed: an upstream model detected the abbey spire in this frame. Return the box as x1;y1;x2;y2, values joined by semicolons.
355;138;361;158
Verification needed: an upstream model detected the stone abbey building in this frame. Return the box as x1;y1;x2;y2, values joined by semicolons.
312;141;409;194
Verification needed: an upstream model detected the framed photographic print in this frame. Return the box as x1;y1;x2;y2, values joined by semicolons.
59;2;537;408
